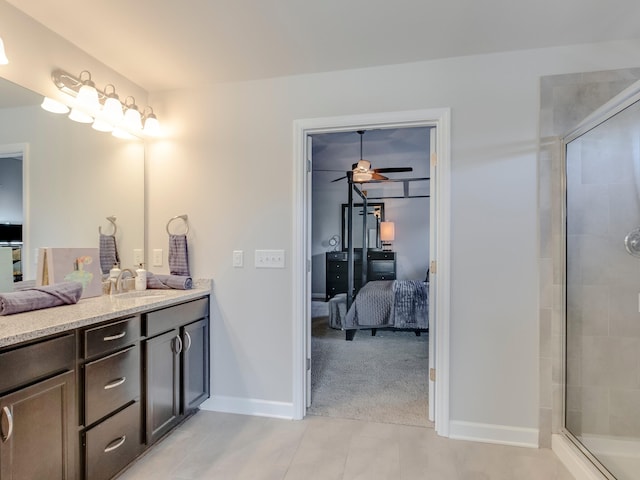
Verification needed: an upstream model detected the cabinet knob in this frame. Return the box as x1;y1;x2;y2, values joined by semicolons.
103;435;127;453
184;331;192;352
174;335;183;354
103;331;126;342
103;377;127;390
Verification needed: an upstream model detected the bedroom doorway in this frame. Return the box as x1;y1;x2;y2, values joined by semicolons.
292;109;451;437
308;127;431;427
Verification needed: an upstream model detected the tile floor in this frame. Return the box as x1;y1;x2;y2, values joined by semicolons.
117;411;575;480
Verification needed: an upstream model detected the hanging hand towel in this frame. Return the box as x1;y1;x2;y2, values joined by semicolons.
168;234;190;276
99;234;120;274
0;281;83;315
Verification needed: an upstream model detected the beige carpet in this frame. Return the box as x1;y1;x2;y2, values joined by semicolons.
308;304;430;427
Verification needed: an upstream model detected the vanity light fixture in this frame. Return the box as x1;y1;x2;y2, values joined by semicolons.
47;68;161;138
122;96;143;130
142;107;160;136
0;37;8;65
41;97;70;114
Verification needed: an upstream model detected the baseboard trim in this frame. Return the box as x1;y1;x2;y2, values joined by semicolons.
449;420;538;448
200;395;294;419
552;434;607;480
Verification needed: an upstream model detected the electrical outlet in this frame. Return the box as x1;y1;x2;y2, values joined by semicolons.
254;249;285;268
152;249;163;267
233;250;243;267
133;249;144;266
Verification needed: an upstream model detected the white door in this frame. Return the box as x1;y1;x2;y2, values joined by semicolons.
428;127;437;422
305;134;313;408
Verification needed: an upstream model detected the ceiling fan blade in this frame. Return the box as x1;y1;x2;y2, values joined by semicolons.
373;167;413;173
331;175;347;182
371;172;389;181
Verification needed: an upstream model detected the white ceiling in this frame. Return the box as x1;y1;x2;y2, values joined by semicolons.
7;0;640;92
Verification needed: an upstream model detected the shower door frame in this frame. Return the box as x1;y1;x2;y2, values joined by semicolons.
560;79;640;480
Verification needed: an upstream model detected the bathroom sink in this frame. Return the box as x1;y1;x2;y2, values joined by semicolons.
113;290;168;300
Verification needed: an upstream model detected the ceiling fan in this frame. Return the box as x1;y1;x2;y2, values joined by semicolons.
331;130;413;183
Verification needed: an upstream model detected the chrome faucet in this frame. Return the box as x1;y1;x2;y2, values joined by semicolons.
112;268;136;294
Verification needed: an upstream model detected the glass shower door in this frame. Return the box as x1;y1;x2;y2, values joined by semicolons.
564;96;640;480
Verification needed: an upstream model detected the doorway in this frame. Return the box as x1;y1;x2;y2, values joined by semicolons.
292;109;452;437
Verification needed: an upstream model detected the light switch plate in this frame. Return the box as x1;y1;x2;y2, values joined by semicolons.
233;250;243;267
255;249;285;268
152;249;163;267
133;249;144;266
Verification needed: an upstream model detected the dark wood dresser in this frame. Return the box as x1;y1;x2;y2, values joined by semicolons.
325;250;396;300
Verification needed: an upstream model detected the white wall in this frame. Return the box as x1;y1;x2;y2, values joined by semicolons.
148;38;640;435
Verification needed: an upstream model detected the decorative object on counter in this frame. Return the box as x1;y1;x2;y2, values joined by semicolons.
36;247;103;298
42;68;161;139
166;214;190;276
98;215;120;274
146;272;192;290
0;281;82;315
135;264;147;290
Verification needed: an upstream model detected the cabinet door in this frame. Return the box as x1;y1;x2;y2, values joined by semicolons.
0;370;75;480
144;329;180;445
182;318;209;413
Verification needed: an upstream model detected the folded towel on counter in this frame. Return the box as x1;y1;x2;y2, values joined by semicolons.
146;272;193;290
168;234;190;276
0;281;83;316
99;234;120;274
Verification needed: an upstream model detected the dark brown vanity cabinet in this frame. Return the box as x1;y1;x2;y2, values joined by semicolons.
79;315;142;480
144;298;210;446
0;334;76;480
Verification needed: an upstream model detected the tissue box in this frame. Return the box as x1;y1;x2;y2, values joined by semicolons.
37;247;103;298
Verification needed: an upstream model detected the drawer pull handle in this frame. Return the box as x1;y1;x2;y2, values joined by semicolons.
184;331;192;352
104;435;126;453
174;335;183;354
104;377;127;390
103;331;126;342
1;406;13;442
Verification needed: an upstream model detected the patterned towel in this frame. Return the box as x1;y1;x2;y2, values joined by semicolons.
146;272;192;290
0;281;83;315
169;234;190;276
99;234;120;274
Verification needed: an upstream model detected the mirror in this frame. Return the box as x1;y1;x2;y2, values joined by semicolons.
0;76;145;281
342;202;385;251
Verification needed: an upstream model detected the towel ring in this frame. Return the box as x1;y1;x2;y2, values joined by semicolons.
166;214;189;235
99;216;117;236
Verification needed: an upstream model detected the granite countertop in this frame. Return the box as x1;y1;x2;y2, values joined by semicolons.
0;279;212;348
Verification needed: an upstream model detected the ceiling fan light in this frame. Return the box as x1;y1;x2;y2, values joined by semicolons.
355;159;371;172
353;172;372;183
41;97;70;114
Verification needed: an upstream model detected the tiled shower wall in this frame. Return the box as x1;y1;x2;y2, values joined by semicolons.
565;113;640;440
538;68;640;448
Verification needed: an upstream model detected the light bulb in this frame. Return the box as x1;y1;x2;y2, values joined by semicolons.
0;37;8;65
123;105;142;130
68;108;93;123
41;97;70;114
92;118;114;132
143;112;161;136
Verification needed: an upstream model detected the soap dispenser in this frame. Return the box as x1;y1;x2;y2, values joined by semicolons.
109;264;121;294
135;264;147;291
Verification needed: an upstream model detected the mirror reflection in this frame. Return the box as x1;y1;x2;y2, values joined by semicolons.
0;76;145;282
342;202;385;250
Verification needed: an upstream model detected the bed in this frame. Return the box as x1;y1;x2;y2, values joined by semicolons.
328;279;428;340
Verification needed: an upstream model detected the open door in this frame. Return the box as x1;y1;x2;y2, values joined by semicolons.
428;127;437;422
305;134;313;408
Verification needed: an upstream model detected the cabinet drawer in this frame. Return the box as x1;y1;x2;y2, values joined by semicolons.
368;260;395;275
84;345;140;426
0;334;74;394
85;400;141;480
83;316;140;359
367;251;395;261
145;297;208;337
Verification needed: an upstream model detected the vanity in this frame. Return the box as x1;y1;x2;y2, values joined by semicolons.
0;284;211;480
